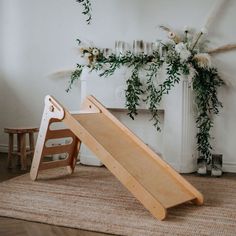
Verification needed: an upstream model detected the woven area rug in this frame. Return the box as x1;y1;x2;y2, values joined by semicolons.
0;165;236;236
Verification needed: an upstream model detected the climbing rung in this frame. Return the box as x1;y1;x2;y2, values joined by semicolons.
39;159;70;171
46;129;75;139
43;144;72;156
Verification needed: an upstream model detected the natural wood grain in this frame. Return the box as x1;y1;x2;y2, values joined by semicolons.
4;127;39;170
76;113;195;208
86;96;204;205
46;129;75;139
20;133;27;170
29;132;35;152
4;127;39;134
30;95;203;220
30;96;80;180
7;133;13;168
30;96;65;180
64;110;167;220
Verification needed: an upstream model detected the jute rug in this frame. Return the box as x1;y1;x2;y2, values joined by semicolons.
0;165;236;236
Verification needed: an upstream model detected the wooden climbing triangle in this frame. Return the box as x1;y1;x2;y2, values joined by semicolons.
30;95;203;220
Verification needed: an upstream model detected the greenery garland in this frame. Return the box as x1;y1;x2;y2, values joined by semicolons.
68;26;224;163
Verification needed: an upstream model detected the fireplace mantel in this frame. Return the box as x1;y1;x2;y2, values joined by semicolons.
79;68;197;173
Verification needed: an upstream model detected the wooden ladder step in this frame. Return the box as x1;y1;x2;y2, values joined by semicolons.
46;129;75;139
43;144;73;156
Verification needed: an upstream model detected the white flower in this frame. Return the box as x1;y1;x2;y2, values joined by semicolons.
187;65;197;89
175;42;186;53
175;43;191;62
180;50;191;61
200;27;208;35
168;31;180;44
168;31;176;39
193;53;212;68
184;26;190;33
92;48;99;56
188;65;197;80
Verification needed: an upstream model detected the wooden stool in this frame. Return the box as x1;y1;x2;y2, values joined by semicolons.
4;127;39;170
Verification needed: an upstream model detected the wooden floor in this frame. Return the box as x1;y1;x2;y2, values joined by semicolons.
0;153;112;236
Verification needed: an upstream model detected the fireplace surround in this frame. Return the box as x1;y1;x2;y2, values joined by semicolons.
79;67;197;173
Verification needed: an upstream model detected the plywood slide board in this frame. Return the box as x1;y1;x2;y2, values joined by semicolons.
30;95;203;220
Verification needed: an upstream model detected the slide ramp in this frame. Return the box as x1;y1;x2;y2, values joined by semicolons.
30;95;203;220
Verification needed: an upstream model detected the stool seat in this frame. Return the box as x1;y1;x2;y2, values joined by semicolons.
4;127;39;170
4;127;39;134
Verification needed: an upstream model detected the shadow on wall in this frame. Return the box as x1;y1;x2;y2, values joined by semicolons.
211;57;236;162
0;75;38;144
47;69;73;81
214;57;236;88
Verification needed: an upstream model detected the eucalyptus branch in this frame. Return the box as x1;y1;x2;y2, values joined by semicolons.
125;66;144;119
145;61;163;130
93;52;152;118
66;64;84;92
193;65;224;162
76;0;92;24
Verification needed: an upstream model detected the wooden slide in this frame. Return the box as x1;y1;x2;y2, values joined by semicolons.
30;95;203;220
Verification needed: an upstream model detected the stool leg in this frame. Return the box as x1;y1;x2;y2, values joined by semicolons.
29;132;35;153
7;133;14;169
17;134;21;166
29;132;35;166
19;133;27;170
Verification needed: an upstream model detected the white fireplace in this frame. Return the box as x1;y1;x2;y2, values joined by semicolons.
79;67;198;173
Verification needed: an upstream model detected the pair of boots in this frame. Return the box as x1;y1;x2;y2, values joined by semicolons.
197;154;223;177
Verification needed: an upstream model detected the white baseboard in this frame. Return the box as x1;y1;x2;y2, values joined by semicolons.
168;162;196;174
0;144;31;153
0;144;11;153
1;143;236;173
167;161;236;174
222;162;236;173
79;154;103;166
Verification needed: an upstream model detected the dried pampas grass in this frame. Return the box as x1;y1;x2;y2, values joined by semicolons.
207;43;236;54
193;53;212;69
49;69;74;79
159;25;171;32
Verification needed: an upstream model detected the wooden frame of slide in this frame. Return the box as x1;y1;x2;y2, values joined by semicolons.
30;95;203;220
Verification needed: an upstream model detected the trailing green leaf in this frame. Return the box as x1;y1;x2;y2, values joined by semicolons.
66;64;84;92
125;65;144;119
193;64;224;162
76;0;92;24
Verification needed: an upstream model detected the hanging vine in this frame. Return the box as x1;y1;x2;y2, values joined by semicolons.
76;0;92;24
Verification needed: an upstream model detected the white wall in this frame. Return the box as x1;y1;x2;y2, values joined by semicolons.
0;0;236;171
